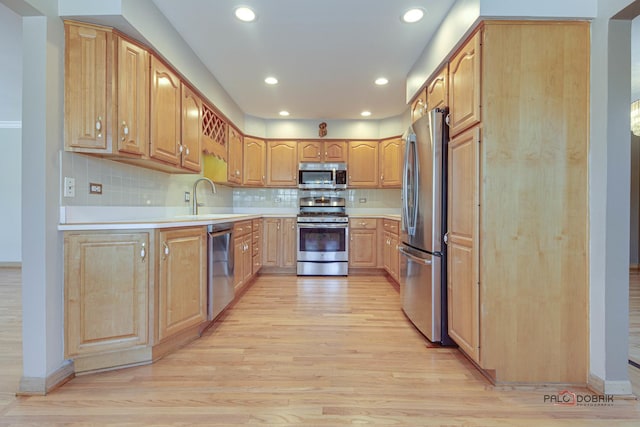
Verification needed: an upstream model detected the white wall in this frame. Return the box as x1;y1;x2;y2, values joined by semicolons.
0;2;22;264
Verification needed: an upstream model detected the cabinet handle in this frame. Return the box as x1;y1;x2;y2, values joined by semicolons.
236;170;240;176
162;242;169;258
179;144;184;153
325;152;328;157
291;223;294;229
95;116;103;138
317;151;321;158
277;223;280;230
185;146;190;156
121;121;129;141
140;242;146;262
444;232;449;245
380;174;384;182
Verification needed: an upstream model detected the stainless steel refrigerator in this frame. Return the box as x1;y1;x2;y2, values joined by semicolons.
400;108;453;345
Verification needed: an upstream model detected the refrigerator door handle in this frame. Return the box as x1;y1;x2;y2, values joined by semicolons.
398;246;432;265
402;132;415;232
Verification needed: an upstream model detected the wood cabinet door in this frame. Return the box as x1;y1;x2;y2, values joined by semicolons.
243;236;253;283
348;141;379;187
410;88;427;124
389;233;400;283
64;22;109;150
266;141;298;187
262;218;280;267
243;137;266;186
150;56;181;165
447;126;480;363
427;65;448;112
382;231;391;272
449;30;481;137
233;234;245;290
157;227;207;342
324;141;348;162
64;232;149;358
349;229;377;267
282;218;297;268
228;126;243;184
252;219;262;274
116;37;149;156
379;137;402;188
180;84;202;172
298;141;322;162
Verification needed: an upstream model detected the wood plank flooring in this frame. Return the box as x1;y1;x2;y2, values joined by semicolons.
1;270;640;425
0;268;21;411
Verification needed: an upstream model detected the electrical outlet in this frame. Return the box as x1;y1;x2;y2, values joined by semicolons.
184;191;190;202
63;177;75;198
89;183;103;194
274;197;282;203
359;198;367;203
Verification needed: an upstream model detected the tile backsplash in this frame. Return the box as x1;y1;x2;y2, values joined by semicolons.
60;151;401;213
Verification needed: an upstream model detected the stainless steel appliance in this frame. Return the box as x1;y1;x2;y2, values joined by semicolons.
297;195;349;275
400;108;454;345
207;223;235;321
298;162;347;190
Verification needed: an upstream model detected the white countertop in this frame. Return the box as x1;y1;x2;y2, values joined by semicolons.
58;206;400;231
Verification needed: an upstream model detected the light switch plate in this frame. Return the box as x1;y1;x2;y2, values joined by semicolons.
63;177;75;198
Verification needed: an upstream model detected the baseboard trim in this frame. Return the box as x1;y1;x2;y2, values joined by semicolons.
17;360;75;396
0;262;21;268
588;372;633;396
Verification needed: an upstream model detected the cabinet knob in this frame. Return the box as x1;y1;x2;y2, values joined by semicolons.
140;242;146;262
121;121;129;142
179;144;184;153
185;146;190;156
162;242;169;259
95;116;103;138
236;170;240;176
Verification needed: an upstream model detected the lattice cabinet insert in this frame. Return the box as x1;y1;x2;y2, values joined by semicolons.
202;103;227;161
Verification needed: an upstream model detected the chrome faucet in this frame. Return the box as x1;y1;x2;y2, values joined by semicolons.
192;177;216;215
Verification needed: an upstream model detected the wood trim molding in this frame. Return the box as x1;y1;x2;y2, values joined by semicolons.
588;373;633;396
17;360;75;396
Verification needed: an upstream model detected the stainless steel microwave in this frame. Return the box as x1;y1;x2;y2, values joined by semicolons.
298;162;347;190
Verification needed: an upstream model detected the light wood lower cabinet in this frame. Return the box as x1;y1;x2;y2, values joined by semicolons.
252;219;263;275
263;217;296;269
156;227;207;342
64;231;150;371
233;221;254;292
382;219;400;283
349;218;377;268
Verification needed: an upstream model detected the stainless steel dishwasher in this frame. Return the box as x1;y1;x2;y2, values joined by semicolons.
207;223;234;321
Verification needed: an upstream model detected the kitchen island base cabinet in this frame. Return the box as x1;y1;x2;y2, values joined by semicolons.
64;231;151;373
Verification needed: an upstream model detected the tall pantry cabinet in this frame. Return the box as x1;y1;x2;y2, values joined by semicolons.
446;21;589;384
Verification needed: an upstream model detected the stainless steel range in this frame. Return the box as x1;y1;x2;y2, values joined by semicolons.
297;195;349;276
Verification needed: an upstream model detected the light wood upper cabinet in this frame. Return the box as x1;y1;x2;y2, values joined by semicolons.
156;227;207;342
426;65;448;112
266;141;298;187
116;37;149;156
227;126;243;184
150;56;181;166
447;126;480;364
379;137;402;188
64;22;110;151
180;84;202;172
243;137;266;186
410;88;427;124
348;140;379;188
299;140;347;163
448;30;481;137
64;232;149;362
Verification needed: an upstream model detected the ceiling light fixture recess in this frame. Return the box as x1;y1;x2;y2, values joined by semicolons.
374;77;389;86
402;8;424;23
264;76;278;85
279;110;290;117
361;111;372;117
235;6;256;22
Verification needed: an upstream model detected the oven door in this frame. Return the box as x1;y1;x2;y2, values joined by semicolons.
297;222;348;262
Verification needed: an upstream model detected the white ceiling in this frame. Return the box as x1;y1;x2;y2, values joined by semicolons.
151;0;456;121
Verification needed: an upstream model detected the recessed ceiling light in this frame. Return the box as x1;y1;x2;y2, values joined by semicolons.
402;8;424;23
264;76;278;85
361;111;372;117
235;6;256;22
374;77;389;86
279;110;290;117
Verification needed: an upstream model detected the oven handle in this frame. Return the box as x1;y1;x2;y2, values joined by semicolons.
297;223;348;229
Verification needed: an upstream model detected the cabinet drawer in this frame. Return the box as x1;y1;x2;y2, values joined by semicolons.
349;218;377;229
234;220;252;236
383;220;399;234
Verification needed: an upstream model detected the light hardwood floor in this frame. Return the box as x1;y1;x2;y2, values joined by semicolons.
1;270;639;426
